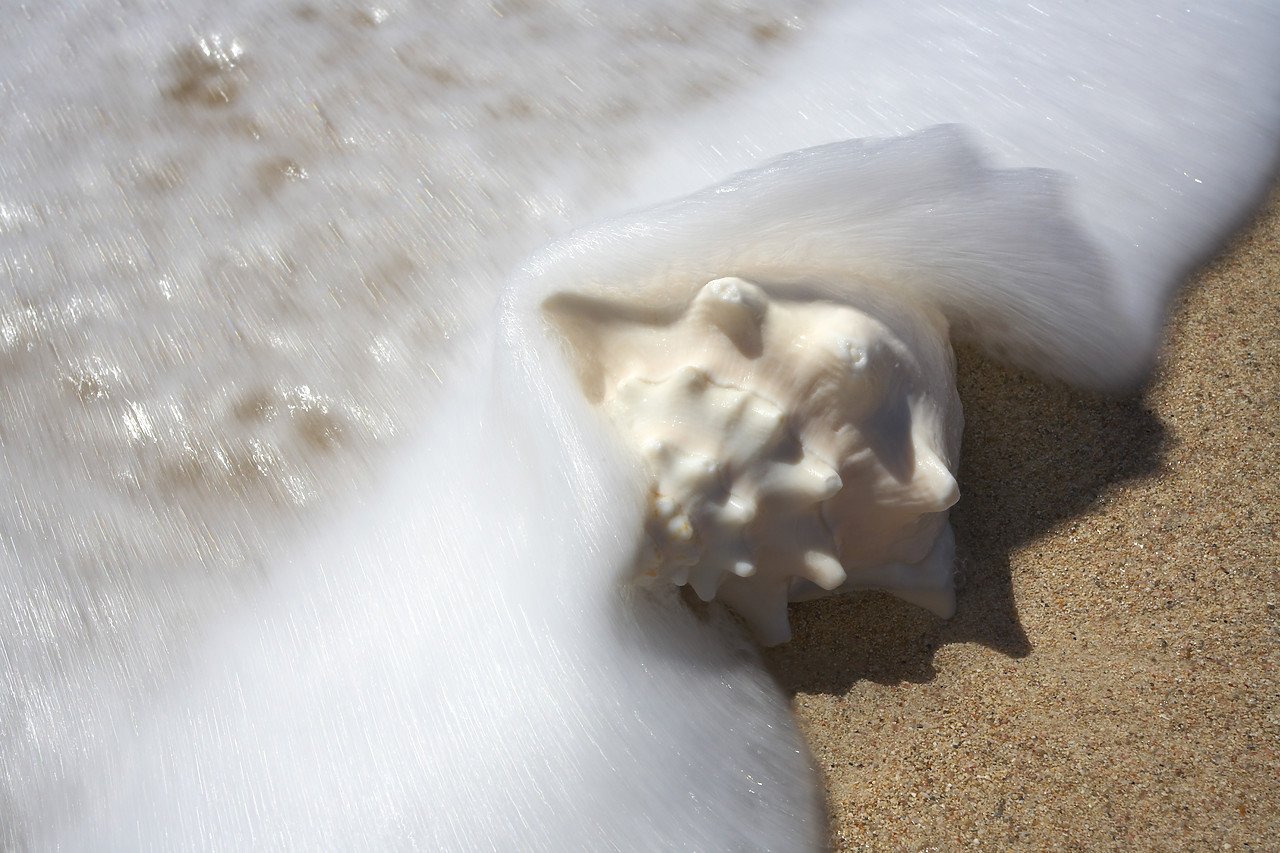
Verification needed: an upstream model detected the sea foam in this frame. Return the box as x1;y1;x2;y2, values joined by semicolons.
5;1;1280;851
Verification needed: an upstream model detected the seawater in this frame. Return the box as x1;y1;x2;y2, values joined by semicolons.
0;1;820;847
2;1;1278;850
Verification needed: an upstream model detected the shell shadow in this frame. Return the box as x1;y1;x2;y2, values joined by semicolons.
764;343;1169;694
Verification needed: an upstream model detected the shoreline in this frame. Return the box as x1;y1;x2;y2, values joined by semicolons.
772;188;1280;851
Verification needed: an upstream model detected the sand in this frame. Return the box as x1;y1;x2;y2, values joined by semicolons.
769;188;1280;852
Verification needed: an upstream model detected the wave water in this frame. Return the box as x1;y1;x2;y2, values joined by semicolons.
2;1;1278;850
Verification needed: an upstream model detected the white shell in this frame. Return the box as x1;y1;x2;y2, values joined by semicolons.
546;277;964;643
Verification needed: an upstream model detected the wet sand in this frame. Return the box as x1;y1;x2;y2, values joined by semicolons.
771;188;1280;851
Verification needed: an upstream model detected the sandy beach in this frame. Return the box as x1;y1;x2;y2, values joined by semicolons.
770;188;1280;851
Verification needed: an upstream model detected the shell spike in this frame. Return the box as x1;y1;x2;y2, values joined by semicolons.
756;458;842;505
914;449;960;512
693;277;768;356
802;550;847;590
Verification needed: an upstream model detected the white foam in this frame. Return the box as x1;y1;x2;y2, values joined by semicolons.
5;1;1280;850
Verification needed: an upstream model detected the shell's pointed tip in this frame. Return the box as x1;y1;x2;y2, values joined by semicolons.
806;461;843;502
803;550;847;590
689;573;720;601
914;449;960;511
695;278;768;353
702;276;766;313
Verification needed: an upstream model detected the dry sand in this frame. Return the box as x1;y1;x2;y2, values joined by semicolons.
771;189;1280;852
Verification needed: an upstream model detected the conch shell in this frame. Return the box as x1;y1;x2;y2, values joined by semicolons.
546;276;963;643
